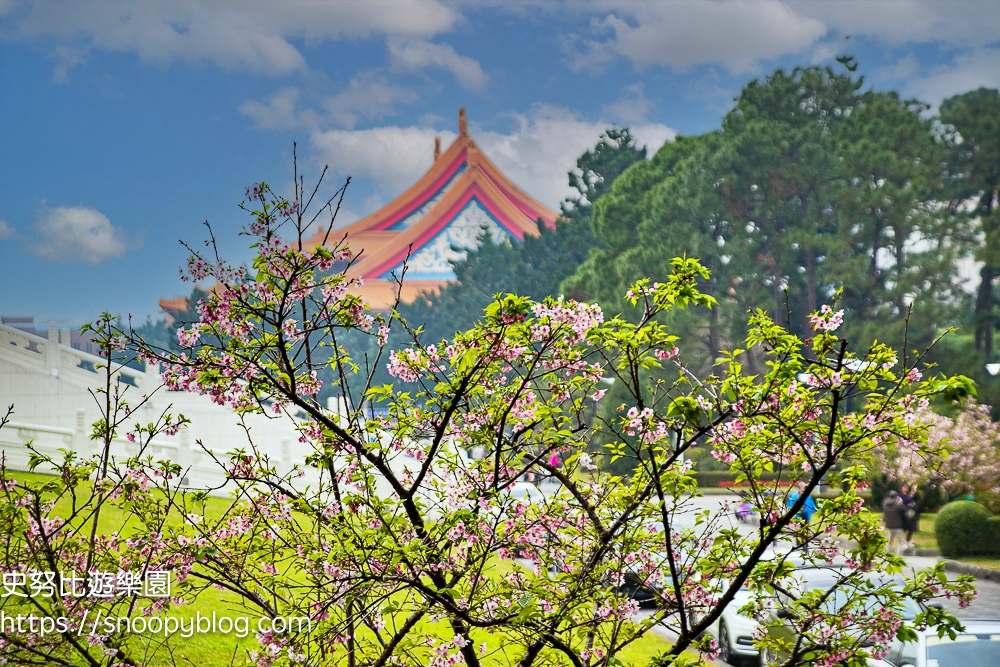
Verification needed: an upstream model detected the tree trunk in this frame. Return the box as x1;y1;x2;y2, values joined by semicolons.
708;276;719;361
806;245;817;318
975;264;996;356
975;193;997;356
868;215;883;320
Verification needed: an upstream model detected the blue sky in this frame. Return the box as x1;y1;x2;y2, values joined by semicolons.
2;0;999;325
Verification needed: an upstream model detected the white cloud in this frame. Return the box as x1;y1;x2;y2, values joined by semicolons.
791;1;1000;50
559;0;1000;83
603;82;654;124
388;39;488;89
310;106;676;209
877;54;921;84
311;125;456;196
785;2;1000;106
29;206;137;263
49;43;88;83
476;106;675;207
0;220;15;239
570;1;826;74
902;48;1000;106
241;75;419;132
323;74;419;128
7;0;460;78
239;88;304;130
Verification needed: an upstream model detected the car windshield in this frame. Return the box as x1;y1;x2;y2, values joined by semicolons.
805;583;920;619
926;633;1000;666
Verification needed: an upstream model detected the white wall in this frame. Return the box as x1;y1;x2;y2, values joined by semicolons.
0;322;312;494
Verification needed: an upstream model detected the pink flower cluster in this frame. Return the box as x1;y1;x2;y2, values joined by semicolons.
625;406;668;443
531;297;604;343
809;304;845;332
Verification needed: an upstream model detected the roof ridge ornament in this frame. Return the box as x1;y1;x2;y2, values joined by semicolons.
458;107;467;136
434;136;441;161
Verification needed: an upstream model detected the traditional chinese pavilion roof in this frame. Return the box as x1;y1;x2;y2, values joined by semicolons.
160;109;557;315
302;108;558;309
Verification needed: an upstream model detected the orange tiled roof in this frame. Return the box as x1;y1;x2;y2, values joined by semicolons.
162;109;558;315
159;296;189;313
159;282;223;315
304;108;558;309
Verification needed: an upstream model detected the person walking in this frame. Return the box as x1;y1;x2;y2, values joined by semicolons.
898;484;919;547
786;481;818;552
787;481;818;522
882;490;907;554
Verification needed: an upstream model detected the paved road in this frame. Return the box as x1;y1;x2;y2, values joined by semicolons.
906;555;1000;619
654;493;1000;662
531;488;1000;663
654;555;1000;667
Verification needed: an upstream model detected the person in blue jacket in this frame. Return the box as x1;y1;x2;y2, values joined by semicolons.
787;481;818;552
787;481;818;522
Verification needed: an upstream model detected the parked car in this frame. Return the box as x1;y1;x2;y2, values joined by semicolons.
508;481;545;505
612;569;661;608
870;619;1000;667
760;566;921;666
607;542;679;610
698;582;761;666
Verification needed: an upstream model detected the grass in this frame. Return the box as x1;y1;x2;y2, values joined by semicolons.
3;470;698;666
884;512;1000;571
7;469;235;535
952;556;1000;570
911;513;938;550
5;471;255;664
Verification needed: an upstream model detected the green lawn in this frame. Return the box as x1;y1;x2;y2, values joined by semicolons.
911;513;938;550
892;512;1000;571
3;471;698;666
7;469;235;535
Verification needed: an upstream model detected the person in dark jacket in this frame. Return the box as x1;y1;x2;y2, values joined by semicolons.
898;483;919;546
882;490;906;554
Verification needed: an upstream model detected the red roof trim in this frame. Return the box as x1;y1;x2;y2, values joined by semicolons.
479;162;557;229
369;150;468;231
366;184;529;278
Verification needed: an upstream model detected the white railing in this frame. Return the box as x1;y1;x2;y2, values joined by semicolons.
0;322;147;389
0;416;248;496
0;322;322;498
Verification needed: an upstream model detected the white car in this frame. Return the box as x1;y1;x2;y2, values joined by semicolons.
509;481;545;505
760;566;922;666
703;584;760;666
871;619;1000;667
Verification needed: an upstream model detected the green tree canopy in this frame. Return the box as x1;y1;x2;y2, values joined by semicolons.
940;88;1000;357
569;65;978;378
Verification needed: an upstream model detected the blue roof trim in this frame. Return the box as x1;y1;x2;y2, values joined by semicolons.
378;197;516;280
388;164;467;231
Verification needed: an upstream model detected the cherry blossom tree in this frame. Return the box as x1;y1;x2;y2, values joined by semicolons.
0;176;978;667
870;399;1000;508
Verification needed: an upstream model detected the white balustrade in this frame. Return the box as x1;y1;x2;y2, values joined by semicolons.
0;321;311;498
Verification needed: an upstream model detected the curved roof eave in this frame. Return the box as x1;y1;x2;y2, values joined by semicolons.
344;162;543;279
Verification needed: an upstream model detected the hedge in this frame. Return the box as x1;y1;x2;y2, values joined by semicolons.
935;500;1000;557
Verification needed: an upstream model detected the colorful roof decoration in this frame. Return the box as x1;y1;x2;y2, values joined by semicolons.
160;109;557;315
302;108;558;309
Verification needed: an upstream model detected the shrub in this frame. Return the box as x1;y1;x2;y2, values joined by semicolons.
987;517;1000;552
935;501;1000;557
